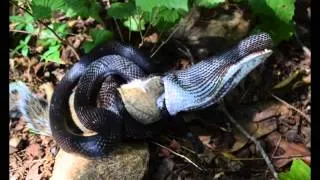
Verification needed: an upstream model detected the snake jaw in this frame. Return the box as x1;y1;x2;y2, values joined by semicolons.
211;49;273;103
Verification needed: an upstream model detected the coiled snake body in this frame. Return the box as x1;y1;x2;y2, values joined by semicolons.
49;33;273;158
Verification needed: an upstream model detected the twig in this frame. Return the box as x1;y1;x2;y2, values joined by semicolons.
272;154;310;159
219;105;279;180
232;154;309;161
151;141;203;171
132;15;144;43
10;0;80;60
269;93;311;124
9;29;35;35
104;1;124;42
272;136;282;157
150;26;180;58
113;19;124;42
177;43;195;65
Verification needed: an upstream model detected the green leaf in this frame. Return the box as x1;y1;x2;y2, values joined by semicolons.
252;17;294;45
195;0;225;8
107;1;136;19
10;16;26;23
81;28;113;53
248;0;295;45
14;35;32;57
123;16;145;32
24;35;32;44
249;0;295;24
64;0;102;22
25;24;35;33
39;23;68;40
64;8;77;18
143;7;184;31
279;159;310;180
31;0;65;20
10;14;34;31
135;0;188;12
41;44;61;63
21;46;29;57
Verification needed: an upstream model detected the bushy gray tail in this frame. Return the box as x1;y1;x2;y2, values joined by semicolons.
9;81;52;136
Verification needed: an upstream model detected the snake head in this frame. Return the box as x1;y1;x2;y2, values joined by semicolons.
212;48;273;103
162;33;274;115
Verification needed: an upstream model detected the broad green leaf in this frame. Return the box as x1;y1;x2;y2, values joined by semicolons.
144;7;184;31
279;159;310;180
157;8;181;23
10;14;34;31
252;17;294;45
195;0;225;8
24;35;32;43
31;0;65;20
41;44;61;63
123;16;145;32
10;16;26;23
39;23;68;40
248;0;295;45
107;1;136;19
14;35;32;57
64;0;102;22
249;0;295;24
81;28;113;53
25;24;35;33
64;8;77;18
21;46;29;57
10;14;34;24
135;0;188;12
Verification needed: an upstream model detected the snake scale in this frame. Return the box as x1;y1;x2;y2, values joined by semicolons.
49;33;273;158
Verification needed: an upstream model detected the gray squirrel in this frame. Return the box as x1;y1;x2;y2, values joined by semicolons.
9;81;51;136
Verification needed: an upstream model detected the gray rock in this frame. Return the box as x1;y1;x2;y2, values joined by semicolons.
51;143;150;180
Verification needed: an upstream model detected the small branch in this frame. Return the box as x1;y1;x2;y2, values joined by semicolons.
272;136;282;157
113;19;124;42
9;29;35;35
272;154;310;160
104;1;124;42
150;25;180;58
269;93;311;124
10;0;80;60
151;141;203;171
177;45;195;65
220;105;279;180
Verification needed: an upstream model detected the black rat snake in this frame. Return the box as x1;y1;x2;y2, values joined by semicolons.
49;33;273;158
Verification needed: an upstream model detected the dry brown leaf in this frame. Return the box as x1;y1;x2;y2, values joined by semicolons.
143;33;159;44
26;143;41;158
228;101;280;152
265;132;310;168
25;162;42;180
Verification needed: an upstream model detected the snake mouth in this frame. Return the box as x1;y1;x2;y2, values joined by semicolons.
216;48;273;98
232;48;273;66
249;49;273;57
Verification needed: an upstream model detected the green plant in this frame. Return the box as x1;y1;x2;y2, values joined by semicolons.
108;0;188;33
10;0;297;64
279;159;310;180
248;0;295;45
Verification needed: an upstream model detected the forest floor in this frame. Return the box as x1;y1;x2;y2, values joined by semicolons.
9;2;310;180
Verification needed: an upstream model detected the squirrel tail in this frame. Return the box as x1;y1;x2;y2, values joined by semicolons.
9;81;52;136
